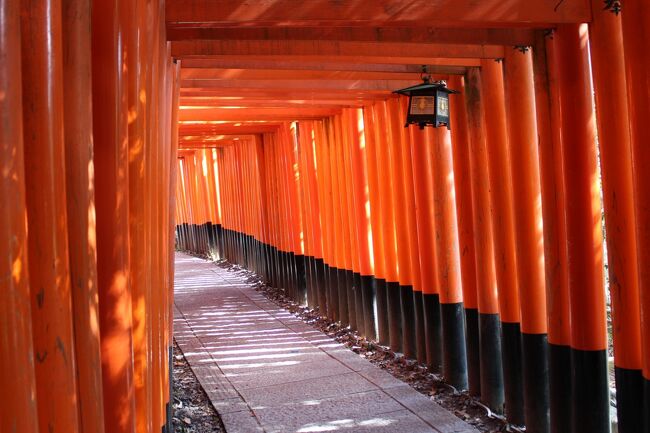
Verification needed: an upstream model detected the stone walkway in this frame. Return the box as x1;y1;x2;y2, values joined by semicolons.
173;252;478;433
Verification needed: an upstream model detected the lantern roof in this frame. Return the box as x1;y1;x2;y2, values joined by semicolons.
393;80;458;96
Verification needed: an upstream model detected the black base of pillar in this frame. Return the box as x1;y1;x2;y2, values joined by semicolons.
315;259;327;314
353;272;365;335
386;281;402;352
328;266;339;322
337;268;349;326
441;302;468;390
501;321;525;425
465;308;481;397
345;270;356;330
644;376;650;433
294;254;307;306
423;293;442;372
400;285;417;358
571;348;609;433
413;291;426;363
479;312;505;414
375;278;389;346
522;332;550;433
361;275;377;340
611;367;644;433
549;343;572;433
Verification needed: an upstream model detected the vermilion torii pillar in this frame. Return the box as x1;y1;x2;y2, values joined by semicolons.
590;2;642;432
621;0;650;431
21;1;81;432
555;23;609;433
504;47;549;433
0;2;39;432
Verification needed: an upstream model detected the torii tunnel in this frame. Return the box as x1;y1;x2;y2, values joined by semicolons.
2;1;650;433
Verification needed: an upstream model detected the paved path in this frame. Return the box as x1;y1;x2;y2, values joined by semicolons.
174;252;478;433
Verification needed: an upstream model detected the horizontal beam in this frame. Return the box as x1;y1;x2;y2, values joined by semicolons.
180;97;368;108
179;107;341;121
171;40;505;59
179;124;282;134
179;56;482;67
168;26;535;46
180;68;457;80
179;89;390;100
166;0;591;28
180;79;426;91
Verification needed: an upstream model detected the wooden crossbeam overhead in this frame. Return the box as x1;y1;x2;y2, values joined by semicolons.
179;123;282;134
179;90;389;100
168;27;536;46
179;107;341;121
166;0;591;28
181;68;461;81
181;79;428;91
171;40;505;59
179;56;482;68
180;97;368;108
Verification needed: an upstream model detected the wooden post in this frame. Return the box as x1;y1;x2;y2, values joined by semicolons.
21;1;81;432
465;67;505;413
555;23;608;433
481;58;524;424
620;1;650;430
504;47;550;433
0;2;39;431
62;0;107;431
449;74;481;396
92;0;137;430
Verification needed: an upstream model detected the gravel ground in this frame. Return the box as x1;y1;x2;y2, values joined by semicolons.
172;342;226;433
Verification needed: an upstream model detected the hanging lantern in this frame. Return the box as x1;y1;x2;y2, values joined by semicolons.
394;72;457;130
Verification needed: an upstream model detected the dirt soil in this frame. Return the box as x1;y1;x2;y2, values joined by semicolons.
172;342;226;433
213;260;523;433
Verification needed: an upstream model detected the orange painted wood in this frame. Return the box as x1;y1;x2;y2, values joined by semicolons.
340;113;358;273
62;0;107;431
171;40;505;60
464;68;499;315
397;99;422;293
589;2;640;370
429;127;463;305
347;110;373;276
179;57;477;72
555;24;606;352
179;107;340;121
386;98;413;287
448;75;478;310
92;0;137;430
504;48;547;335
126;0;154;430
180;79;421;92
374;101;399;283
409;126;438;296
532;32;571;347
20;1;81;432
0;1;39;430
180;68;429;81
621;0;650;377
168;26;536;46
480;59;520;325
166;0;591;27
363;105;384;278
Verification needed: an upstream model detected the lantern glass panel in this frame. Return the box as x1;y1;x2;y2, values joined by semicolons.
437;93;449;117
409;95;436;115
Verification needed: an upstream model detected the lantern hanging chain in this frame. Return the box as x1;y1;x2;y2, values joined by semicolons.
420;65;431;84
604;0;621;14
